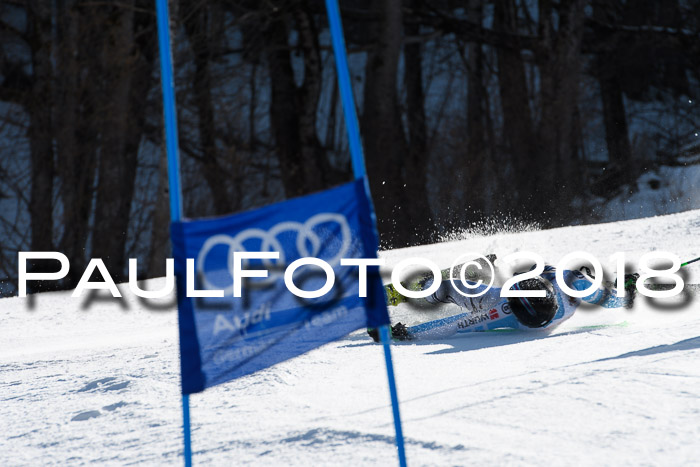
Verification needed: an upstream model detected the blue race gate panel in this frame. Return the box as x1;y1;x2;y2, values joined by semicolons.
171;179;389;394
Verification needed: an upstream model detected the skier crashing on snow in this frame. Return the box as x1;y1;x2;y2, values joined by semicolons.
369;256;639;342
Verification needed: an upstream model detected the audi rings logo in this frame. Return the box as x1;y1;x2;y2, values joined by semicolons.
196;213;353;293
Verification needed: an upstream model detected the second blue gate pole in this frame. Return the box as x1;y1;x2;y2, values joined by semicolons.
324;1;407;466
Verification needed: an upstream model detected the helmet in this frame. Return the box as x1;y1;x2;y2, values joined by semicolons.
507;277;558;328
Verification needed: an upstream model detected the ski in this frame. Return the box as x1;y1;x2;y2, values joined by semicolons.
406;319;632;340
384;314;631;342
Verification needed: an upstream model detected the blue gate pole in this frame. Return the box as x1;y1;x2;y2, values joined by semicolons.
379;326;407;467
324;1;407;465
154;0;191;466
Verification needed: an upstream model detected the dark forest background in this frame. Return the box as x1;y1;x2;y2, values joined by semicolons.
1;0;699;294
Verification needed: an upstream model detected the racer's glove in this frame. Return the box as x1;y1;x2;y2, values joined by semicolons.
367;322;411;342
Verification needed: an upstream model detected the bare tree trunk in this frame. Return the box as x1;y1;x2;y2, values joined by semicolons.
267;12;306;198
362;0;407;247
264;2;340;198
494;0;537;213
148;0;176;278
181;2;233;215
27;0;53;253
92;2;157;281
148;143;171;277
92;4;137;281
55;0;99;286
599;72;633;187
326;72;338;152
464;0;492;220
292;1;329;191
25;1;55;292
403;0;434;244
249;63;257;151
536;0;587;224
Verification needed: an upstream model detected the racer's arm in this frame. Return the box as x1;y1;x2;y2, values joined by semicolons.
565;268;635;309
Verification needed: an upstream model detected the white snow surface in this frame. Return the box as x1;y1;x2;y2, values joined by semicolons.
2;210;700;466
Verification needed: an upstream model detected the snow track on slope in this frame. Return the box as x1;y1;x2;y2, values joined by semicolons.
1;209;699;465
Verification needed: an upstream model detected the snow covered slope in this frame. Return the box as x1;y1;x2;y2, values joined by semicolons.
2;210;699;466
